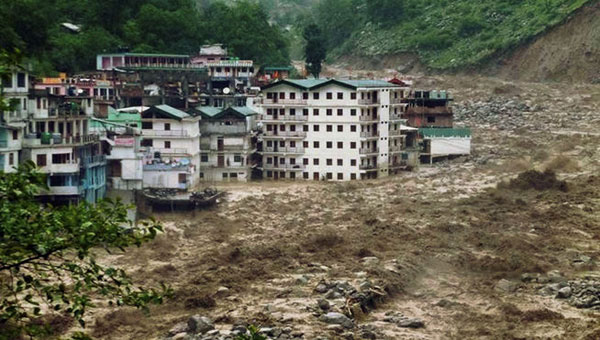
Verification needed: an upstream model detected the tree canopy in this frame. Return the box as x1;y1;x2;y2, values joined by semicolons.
0;0;290;74
0;161;170;339
303;23;326;78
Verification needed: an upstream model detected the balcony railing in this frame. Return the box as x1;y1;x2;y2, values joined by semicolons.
358;99;379;105
389;130;402;136
23;134;100;147
359;115;378;122
263;131;307;138
142;129;189;137
263;163;305;171
359;148;379;155
143;163;190;171
0;141;7;148
259;115;308;122
389;145;402;152
390;98;407;105
260;99;307;105
149;147;189;155
359;164;377;170
360;131;378;138
82;155;107;166
262;146;305;154
40;160;80;174
389;114;404;121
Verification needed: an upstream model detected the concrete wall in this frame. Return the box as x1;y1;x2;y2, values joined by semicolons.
430;138;471;155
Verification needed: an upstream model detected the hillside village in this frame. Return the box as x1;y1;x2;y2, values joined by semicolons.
1;45;470;206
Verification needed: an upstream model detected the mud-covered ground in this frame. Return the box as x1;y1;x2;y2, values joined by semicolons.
80;75;600;339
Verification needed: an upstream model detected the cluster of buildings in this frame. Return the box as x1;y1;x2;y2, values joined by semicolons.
0;45;470;204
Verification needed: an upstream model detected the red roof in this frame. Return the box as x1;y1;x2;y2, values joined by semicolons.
388;77;408;86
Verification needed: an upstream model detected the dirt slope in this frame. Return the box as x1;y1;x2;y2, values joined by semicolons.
492;2;600;83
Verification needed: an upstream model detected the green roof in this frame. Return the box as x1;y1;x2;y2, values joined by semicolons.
100;53;190;58
107;111;141;123
142;105;190;120
195;106;257;119
263;78;402;91
419;128;471;138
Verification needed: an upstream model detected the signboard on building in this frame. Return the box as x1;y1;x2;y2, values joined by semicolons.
115;137;135;147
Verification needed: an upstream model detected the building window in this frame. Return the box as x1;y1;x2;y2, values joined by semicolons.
351;125;357;132
313;92;319;100
326;172;333;180
337;159;343;166
303;92;309;100
313;141;319;148
326;159;333;166
326;141;332;149
303;125;309;132
17;73;26;88
326;109;332;116
179;173;187;184
290;172;296;179
351;159;357;166
266;157;273;164
427;116;436;123
164;123;170;131
8;153;14;165
350;109;356;116
337;92;343;100
266;92;273;99
279;92;285;99
351;173;356;180
290;108;296;115
52;153;70;164
36;154;47;167
337;173;343;180
313;109;319;116
337;125;343;132
164;141;171;149
12;130;18;140
313;124;319;132
142;121;153;129
303;158;309;165
303;108;309;116
350;142;356;149
303;141;309;148
337;141;343;149
337;109;343;116
141;139;153;147
351;92;357;100
201;153;208;162
303;172;309;179
1;74;11;88
234;154;242;162
313;158;319;165
267;171;272;178
326;125;332;132
326;92;332;100
290;92;296;100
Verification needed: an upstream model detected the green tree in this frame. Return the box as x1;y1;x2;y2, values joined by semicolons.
366;0;405;24
303;23;326;78
0;161;171;339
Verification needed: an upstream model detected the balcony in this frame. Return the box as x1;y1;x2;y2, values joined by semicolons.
142;129;190;137
359;164;377;171
82;155;107;167
263;131;307;139
259;115;308;122
45;186;83;196
208;164;247;169
23;134;100;148
143;163;190;172
358;99;379;106
360;131;378;139
389;114;404;121
359;115;378;122
389;161;408;169
359;148;379;155
40;160;80;174
261;146;305;154
263;163;305;171
149;147;189;155
260;99;307;106
389;145;402;153
0;140;7;148
389;130;403;136
390;98;407;105
201;144;247;152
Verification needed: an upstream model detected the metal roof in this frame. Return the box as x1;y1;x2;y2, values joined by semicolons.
195;106;257;119
262;78;402;91
143;105;190;120
419;128;471;138
99;53;190;58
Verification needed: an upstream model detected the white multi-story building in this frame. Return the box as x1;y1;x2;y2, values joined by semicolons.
194;106;257;182
1;68;29;172
140;105;201;190
256;79;417;181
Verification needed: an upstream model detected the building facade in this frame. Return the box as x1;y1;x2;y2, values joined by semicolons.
194;106;257;182
140;105;201;190
256;79;416;181
1;68;29;173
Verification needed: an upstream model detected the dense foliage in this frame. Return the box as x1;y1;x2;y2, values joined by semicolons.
303;24;326;78
0;162;170;339
0;0;290;74
250;0;592;70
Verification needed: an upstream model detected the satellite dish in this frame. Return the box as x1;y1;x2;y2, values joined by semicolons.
223;87;231;94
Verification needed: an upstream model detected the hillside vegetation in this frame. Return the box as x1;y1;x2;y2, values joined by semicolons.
0;0;290;74
311;0;594;70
